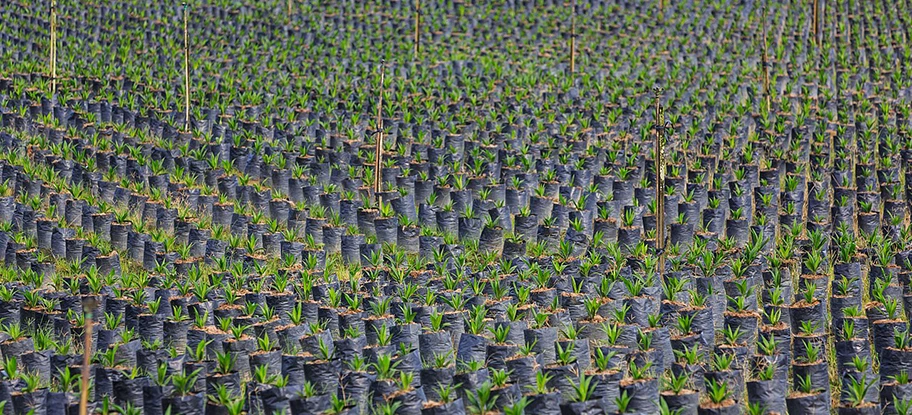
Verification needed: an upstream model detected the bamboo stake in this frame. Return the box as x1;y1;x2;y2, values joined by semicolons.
569;0;576;74
183;2;191;131
78;297;96;415
654;88;665;277
288;0;293;16
414;0;420;60
374;61;385;206
50;0;57;95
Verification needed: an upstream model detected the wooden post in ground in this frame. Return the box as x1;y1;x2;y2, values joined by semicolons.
78;297;97;415
183;3;191;131
813;0;819;46
414;0;420;60
654;88;666;277
762;3;771;111
569;0;576;73
374;61;385;206
50;0;57;95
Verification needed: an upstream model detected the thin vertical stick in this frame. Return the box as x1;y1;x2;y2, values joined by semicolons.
374;61;385;206
845;0;851;48
659;0;664;21
569;0;576;74
183;3;191;131
50;0;57;95
761;4;771;111
78;298;96;415
414;0;420;60
288;0;293;16
654;88;665;277
774;3;783;51
820;0;825;48
812;0;819;46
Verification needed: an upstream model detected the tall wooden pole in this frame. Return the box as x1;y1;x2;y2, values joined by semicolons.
78;297;96;415
761;4;771;111
654;88;665;277
50;0;57;95
569;0;576;74
819;0;825;49
374;61;385;206
183;3;191;131
812;0;819;46
414;0;420;60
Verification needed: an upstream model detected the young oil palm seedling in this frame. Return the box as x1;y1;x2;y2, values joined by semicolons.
0;0;908;412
